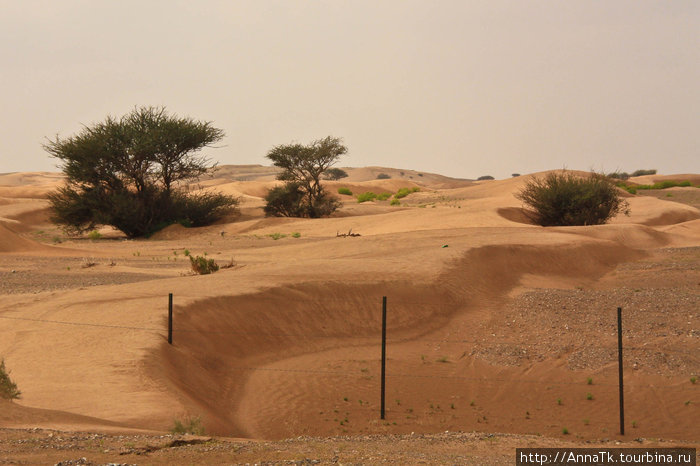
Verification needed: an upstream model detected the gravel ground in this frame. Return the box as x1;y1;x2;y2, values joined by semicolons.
470;247;699;376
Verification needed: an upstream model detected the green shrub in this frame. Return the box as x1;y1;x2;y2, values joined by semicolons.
87;230;102;240
394;187;420;199
189;255;219;275
291;232;301;238
516;171;630;226
477;175;495;181
173;191;239;228
631;169;657;177
390;199;401;206
268;232;286;240
337;187;353;195
0;359;21;400
376;192;392;201
376;173;391;179
357;192;377;203
171;416;205;435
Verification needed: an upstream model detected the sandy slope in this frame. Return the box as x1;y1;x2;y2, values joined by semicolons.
0;168;698;450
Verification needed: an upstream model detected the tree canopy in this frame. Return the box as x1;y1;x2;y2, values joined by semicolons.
45;106;237;237
265;136;347;218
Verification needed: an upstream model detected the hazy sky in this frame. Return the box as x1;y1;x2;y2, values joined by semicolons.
1;1;698;179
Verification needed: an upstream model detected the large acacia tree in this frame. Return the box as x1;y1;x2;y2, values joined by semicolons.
45;106;237;237
265;136;347;218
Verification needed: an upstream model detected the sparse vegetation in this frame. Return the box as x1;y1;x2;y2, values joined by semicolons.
268;232;286;240
394;187;420;199
0;359;21;400
562;427;569;435
376;173;391;179
291;232;301;238
337;187;353;195
87;230;102;240
477;175;495;181
171;416;205;435
189;255;219;275
390;199;401;206
586;393;594;401
376;192;392;201
357;192;378;203
691;376;697;384
516;171;629;226
587;377;593;385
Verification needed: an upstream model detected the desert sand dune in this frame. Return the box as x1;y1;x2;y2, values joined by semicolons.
0;167;698;447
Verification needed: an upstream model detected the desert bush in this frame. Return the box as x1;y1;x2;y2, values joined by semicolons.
376;192;392;201
171;416;205;435
323;167;348;180
0;359;21;400
477;175;495;181
337;187;352;195
357;192;377;203
189;255;219;275
512;173;521;177
87;230;102;240
631;169;657;177
376;173;391;179
172;190;239;228
263;183;306;217
394;187;420;199
516;171;629;226
390;199;401;206
607;171;630;180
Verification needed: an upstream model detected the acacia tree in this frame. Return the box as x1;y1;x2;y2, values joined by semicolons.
265;136;347;218
45;106;237;237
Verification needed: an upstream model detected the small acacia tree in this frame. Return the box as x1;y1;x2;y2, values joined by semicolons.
45;106;238;237
265;136;347;218
516;171;629;226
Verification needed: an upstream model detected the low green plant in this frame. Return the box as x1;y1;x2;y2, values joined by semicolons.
357;192;377;203
394;187;420;199
337;187;352;195
268;232;286;240
587;377;593;385
583;419;590;425
189;255;219;275
586;393;594;401
691;376;697;384
632;420;637;428
436;356;449;363
87;230;102;240
376;173;391;179
376;192;392;201
562;427;569;435
390;199;401;206
0;359;21;400
171;416;205;435
291;232;301;238
557;398;562;405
